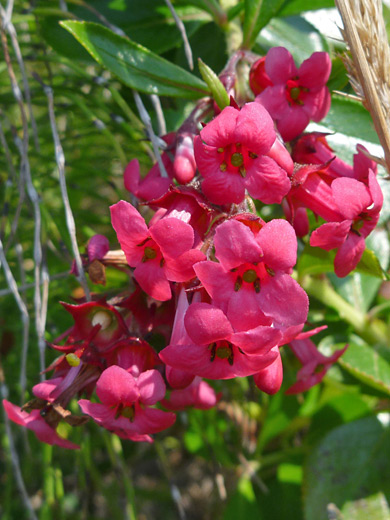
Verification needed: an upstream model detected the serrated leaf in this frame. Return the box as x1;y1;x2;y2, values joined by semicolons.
304;416;390;520
339;343;390;396
61;21;209;98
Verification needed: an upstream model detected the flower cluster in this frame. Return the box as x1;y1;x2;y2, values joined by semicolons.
4;46;383;448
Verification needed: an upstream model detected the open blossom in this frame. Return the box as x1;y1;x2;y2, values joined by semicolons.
160;302;280;379
162;377;219;411
310;170;383;277
110;200;205;301
194;102;292;205
194;218;309;332
78;366;176;442
255;47;331;141
286;336;347;394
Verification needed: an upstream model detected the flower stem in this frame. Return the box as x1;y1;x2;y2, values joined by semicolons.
302;275;388;346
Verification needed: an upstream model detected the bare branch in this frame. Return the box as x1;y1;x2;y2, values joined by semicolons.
38;77;91;301
164;0;193;70
133;90;168;178
0;3;40;150
0;271;69;298
150;94;167;136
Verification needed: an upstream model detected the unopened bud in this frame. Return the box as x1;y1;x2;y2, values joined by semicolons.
66;353;80;367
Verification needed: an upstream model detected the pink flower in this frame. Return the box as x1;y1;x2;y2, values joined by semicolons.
194;102;292;205
310;170;383;277
253;347;283;394
160;302;280;380
286;338;347;394
110;200;205;301
149;185;216;248
162;377;220;411
3;399;80;450
194;218;309;331
173;132;197;184
256;47;331;141
249;56;273;96
78;366;176;440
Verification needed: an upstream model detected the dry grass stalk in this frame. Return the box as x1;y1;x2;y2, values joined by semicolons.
335;0;390;172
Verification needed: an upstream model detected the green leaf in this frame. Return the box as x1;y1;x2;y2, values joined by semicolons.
198;58;229;109
255;15;329;64
243;0;286;49
297;244;335;277
339;343;390;396
329;272;382;312
279;0;335;17
223;477;260;519
304;416;390;520
321;96;380;145
357;248;386;279
60;21;209;98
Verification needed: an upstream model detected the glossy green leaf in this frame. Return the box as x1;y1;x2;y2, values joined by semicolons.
321;96;380;144
304;416;390;520
243;0;286;49
356;248;386;279
279;0;335;17
339;343;390;396
255;15;329;64
61;21;209;98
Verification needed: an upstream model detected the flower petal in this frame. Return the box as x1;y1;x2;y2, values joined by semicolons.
214;219;263;270
310;221;351;251
138;369;166;406
257;219;297;271
184;302;233;345
96;366;139;406
149;218;194;258
110;201;148;265
259;273;309;326
265;47;297;84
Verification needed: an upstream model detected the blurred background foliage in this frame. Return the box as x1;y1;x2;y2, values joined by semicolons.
1;1;390;519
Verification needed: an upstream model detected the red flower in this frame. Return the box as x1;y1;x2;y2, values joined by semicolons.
194;219;309;331
255;47;331;141
194;102;292;205
78;366;175;441
110;201;205;301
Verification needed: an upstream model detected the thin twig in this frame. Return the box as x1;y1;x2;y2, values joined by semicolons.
150;94;167;136
0;271;68;298
0;2;40;150
164;0;193;70
0;366;38;520
133;90;168;178
37;76;91;301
